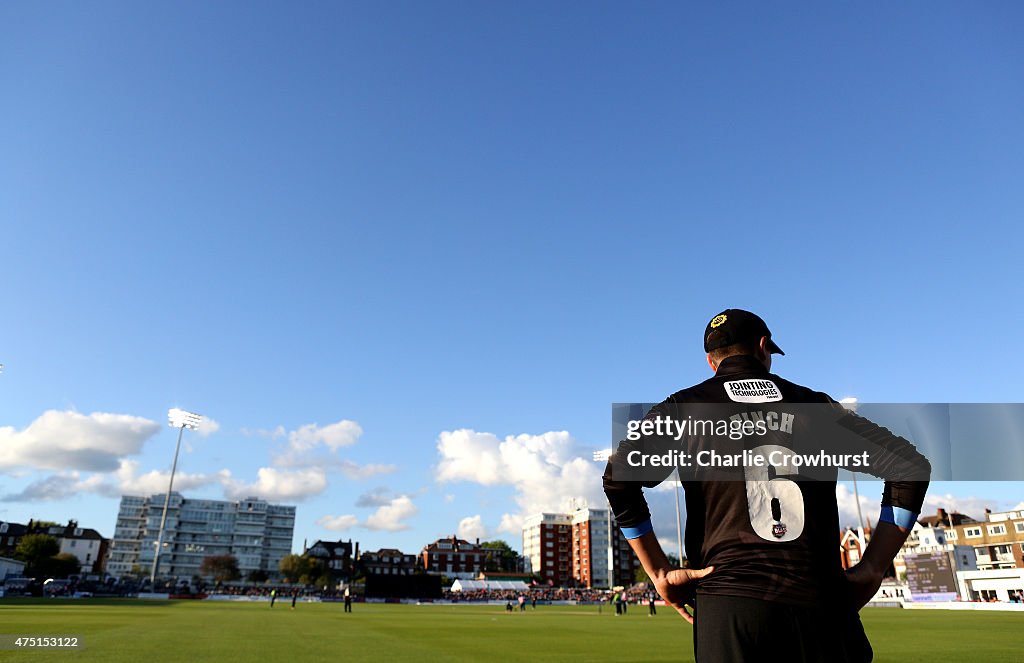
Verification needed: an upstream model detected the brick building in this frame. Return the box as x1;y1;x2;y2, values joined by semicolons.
523;513;572;586
360;548;417;576
305;539;356;578
0;521;29;558
570;508;637;588
839;527;871;571
936;508;1024;571
524;508;639;588
420;536;485;577
0;520;107;575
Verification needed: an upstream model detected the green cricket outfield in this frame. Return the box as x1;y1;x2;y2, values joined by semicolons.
0;600;1020;662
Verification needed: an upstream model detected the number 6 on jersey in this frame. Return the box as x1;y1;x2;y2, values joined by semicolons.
744;444;805;542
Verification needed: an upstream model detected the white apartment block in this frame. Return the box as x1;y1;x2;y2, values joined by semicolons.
106;493;295;580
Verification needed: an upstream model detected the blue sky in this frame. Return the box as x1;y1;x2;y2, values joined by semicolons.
2;2;1023;557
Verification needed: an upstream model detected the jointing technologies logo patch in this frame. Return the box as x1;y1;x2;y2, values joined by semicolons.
724;379;782;403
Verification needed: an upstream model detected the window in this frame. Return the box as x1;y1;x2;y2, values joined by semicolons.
946;530;957;540
965;527;982;538
1015;522;1024;534
989;525;1007;536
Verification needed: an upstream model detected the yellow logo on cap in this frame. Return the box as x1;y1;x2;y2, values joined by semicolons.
710;314;727;328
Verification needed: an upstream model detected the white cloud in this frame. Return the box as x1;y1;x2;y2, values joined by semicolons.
920;492;998;521
497;513;523;534
288;420;362;452
195;417;221;438
435;429;605;517
657;535;682;558
336;460;396;480
316;514;359;531
1;459;230;502
269;420;384;476
1;472;105;502
241;426;287;439
835;483;876;529
834;485;1000;529
365;495;418;532
0;410;160;473
223;467;328;502
457;515;487;541
355;487;395;508
115;459;229;497
1013;502;1024;512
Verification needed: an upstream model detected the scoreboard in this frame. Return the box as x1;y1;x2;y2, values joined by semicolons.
905;551;959;602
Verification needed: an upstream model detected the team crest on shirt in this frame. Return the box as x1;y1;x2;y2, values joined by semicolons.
772;523;787;539
724;379;782;403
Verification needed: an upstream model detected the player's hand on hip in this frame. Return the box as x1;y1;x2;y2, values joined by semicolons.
654;566;714;625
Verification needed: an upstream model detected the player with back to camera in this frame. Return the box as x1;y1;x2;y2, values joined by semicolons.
603;309;930;662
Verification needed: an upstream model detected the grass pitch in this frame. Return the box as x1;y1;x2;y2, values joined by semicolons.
0;599;1020;662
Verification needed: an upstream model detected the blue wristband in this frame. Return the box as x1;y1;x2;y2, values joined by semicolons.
620;519;654;539
879;505;918;529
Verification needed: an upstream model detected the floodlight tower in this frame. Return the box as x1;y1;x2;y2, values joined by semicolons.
150;408;202;586
839;397;867;549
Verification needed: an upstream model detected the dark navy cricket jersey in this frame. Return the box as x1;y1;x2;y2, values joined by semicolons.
603;355;931;606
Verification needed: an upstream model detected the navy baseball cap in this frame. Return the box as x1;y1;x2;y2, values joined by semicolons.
703;309;785;355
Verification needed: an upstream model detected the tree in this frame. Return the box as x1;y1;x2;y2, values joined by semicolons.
279;554;319;583
200;555;241;583
15;534;60;577
43;553;80;579
480;540;519;572
26;519;60;532
635;566;651;585
247;569;269;583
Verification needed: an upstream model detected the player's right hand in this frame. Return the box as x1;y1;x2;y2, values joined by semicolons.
653;566;714;624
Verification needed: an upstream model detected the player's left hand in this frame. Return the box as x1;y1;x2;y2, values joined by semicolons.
653;566;714;625
845;563;884;611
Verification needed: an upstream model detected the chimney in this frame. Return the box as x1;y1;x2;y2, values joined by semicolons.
937;508;947;519
475;537;480;546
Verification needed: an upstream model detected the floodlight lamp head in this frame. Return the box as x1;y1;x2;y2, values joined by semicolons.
838;397;859;412
168;408;202;429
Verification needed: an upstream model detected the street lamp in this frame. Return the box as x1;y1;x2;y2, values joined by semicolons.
150;408;202;586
